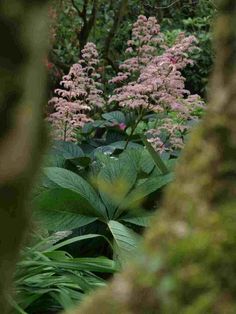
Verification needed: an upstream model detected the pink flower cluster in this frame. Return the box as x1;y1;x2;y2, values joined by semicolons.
109;15;205;152
48;16;205;149
48;42;104;141
147;120;188;153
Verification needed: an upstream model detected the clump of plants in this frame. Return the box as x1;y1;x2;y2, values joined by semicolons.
109;15;204;153
48;15;205;154
13;15;206;314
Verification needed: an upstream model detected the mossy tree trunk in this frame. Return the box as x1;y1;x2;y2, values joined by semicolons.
66;0;236;313
0;1;49;313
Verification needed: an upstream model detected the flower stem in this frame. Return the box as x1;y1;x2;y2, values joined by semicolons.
141;134;169;175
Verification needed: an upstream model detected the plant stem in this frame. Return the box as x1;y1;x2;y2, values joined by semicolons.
124;110;144;149
141;134;169;175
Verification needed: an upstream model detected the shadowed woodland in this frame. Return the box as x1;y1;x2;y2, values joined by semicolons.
0;1;236;313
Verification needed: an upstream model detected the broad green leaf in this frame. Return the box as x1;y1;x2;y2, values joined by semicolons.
53;141;84;159
120;215;152;227
109;141;143;150
120;147;143;173
93;145;116;156
97;158;137;219
34;189;98;231
140;149;155;174
120;148;155;174
108;220;140;259
36;209;95;232
44;151;65;167
120;173;174;209
102;111;126;123
44;167;106;217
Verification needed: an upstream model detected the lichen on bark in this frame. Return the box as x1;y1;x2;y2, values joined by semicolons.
65;0;236;313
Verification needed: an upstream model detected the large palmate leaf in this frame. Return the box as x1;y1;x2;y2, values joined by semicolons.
108;220;140;260
119;172;174;210
120;214;152;227
45;141;85;168
97;158;137;219
120;148;155;175
109;141;143;150
35;209;96;232
34;188;98;231
102;111;126;124
44;167;106;217
53;141;84;159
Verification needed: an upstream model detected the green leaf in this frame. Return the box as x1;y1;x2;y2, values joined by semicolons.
140;149;155;174
102;111;126;123
20;257;117;273
50;288;74;310
47;234;109;252
120;173;174;209
120;215;152;227
94;145;116;156
120;147;143;173
33;188;99;230
67;156;91;168
44;168;106;217
108;221;140;259
109;141;143;150
97;158;137;219
141;134;169;174
119;148;155;174
53;141;84;159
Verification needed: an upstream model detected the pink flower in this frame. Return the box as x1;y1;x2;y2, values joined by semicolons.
109;15;205;152
48;42;104;142
118;123;126;131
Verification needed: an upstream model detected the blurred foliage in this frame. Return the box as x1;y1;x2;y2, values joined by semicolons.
11;231;116;313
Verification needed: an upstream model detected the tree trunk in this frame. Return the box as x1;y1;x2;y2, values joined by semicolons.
102;0;128;71
66;0;236;313
77;0;98;55
0;1;49;313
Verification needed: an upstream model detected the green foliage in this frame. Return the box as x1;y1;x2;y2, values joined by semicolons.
11;233;116;313
14;3;212;312
35;144;173;264
49;0;215;97
161;0;216;96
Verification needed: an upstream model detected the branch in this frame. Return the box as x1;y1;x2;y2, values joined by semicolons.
87;0;98;33
103;0;128;66
145;0;181;10
71;0;83;17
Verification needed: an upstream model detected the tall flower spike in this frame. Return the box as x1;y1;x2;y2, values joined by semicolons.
109;15;205;153
48;63;92;142
48;42;104;142
80;42;105;109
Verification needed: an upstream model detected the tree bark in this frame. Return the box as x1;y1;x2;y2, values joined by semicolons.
71;0;98;55
0;1;49;313
65;0;236;313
